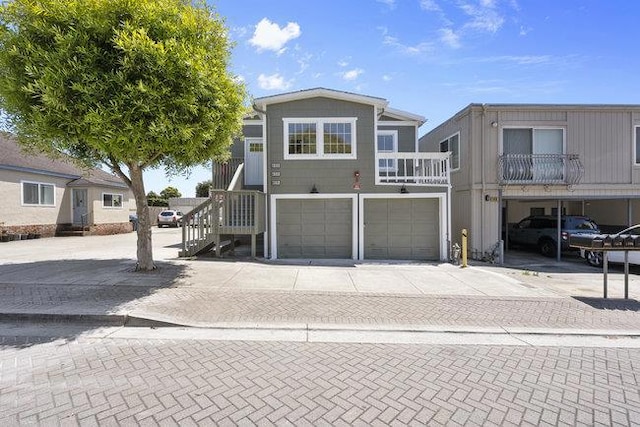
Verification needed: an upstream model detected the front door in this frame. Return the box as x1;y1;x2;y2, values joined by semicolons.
72;189;88;225
244;138;264;186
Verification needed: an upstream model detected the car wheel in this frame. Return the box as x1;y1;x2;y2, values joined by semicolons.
539;239;556;258
586;251;603;267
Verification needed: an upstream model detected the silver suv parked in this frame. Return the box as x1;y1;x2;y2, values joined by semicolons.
509;215;600;257
157;210;183;227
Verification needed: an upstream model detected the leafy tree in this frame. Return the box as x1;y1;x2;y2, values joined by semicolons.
160;186;181;200
195;180;212;197
146;191;168;207
0;0;246;270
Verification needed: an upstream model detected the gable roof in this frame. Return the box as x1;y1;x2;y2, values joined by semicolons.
0;134;128;189
253;87;389;110
380;107;426;125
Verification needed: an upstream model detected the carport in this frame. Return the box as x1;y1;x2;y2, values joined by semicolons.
502;196;639;261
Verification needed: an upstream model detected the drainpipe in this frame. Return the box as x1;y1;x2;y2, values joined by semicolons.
557;200;562;262
481;104;487;253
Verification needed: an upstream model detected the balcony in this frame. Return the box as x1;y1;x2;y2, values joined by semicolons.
498;154;584;186
376;152;450;186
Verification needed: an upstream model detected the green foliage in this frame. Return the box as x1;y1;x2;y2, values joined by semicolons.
160;186;181;199
195;180;211;197
0;0;246;173
146;191;167;207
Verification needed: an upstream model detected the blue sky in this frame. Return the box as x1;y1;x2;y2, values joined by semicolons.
146;0;640;196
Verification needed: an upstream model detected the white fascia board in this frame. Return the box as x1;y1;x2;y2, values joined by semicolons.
254;88;388;110
382;107;426;125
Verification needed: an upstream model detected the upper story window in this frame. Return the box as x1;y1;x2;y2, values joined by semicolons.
503;127;564;155
635;126;640;165
102;193;123;208
377;130;397;172
440;133;460;171
283;118;357;160
22;181;55;206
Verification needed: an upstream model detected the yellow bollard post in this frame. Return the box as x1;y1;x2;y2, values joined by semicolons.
461;228;468;268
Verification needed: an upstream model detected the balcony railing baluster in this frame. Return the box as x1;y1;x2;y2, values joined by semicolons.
498;154;583;185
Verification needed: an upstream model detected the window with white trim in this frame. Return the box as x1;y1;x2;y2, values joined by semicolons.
22;181;55;206
440;133;460;170
635;126;640;165
284;118;356;159
102;193;123;208
377;130;397;172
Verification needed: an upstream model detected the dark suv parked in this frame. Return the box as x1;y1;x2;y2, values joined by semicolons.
509;215;600;257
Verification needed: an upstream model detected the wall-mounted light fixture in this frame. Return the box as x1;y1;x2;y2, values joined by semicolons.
400;185;409;194
353;170;361;190
310;184;319;194
491;121;498;128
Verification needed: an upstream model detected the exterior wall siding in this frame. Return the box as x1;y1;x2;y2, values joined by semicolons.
90;187;134;225
265;97;439;195
0;170;71;227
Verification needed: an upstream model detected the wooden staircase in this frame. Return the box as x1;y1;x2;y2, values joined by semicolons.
179;190;266;257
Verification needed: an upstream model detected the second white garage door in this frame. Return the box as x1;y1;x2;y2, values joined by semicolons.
363;198;440;260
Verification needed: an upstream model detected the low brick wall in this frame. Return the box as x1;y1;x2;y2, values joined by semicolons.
2;224;57;238
89;222;133;236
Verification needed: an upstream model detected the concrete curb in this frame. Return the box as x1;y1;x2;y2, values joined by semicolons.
3;312;640;346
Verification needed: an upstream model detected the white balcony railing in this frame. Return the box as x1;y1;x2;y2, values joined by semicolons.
376;152;450;186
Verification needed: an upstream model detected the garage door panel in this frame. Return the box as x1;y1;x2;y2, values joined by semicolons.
277;198;352;259
364;198;440;261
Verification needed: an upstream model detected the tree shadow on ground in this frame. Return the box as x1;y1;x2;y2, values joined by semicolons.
572;296;640;311
0;259;188;349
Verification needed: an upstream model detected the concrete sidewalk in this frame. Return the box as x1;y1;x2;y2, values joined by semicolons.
1;228;640;340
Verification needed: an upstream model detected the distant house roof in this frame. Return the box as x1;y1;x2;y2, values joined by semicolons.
0;134;128;189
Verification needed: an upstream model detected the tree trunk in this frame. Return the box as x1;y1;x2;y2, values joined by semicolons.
129;164;155;271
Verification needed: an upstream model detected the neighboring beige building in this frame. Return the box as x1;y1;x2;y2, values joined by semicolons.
0;135;135;238
420;104;640;259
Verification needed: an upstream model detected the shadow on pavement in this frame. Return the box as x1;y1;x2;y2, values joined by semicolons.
573;297;640;311
0;259;187;349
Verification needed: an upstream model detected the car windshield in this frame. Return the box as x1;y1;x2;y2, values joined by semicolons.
160;212;174;216
573;220;599;231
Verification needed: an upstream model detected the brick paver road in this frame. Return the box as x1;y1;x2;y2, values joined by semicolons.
1;333;639;425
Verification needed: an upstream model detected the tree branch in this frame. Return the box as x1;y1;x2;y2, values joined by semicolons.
106;157;132;188
141;151;164;169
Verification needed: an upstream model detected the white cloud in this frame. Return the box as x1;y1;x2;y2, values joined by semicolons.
420;0;441;11
376;0;396;8
382;74;392;81
519;25;531;36
439;28;461;48
476;55;552;65
459;1;504;33
341;68;364;81
257;73;292;90
337;59;349;67
383;35;434;56
249;18;301;54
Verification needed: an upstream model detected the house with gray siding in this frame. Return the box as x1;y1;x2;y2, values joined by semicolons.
182;88;451;261
420;103;640;260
